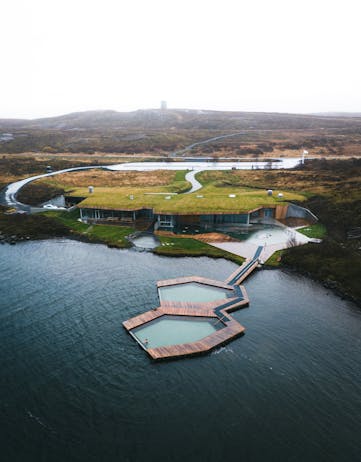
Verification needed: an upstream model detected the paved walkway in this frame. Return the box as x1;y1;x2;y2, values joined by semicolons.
184;170;203;193
208;227;312;262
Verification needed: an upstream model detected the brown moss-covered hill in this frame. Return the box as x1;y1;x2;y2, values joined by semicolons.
2;109;361;157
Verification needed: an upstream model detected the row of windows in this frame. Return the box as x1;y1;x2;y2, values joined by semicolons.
81;209;154;219
81;210;278;223
200;214;249;224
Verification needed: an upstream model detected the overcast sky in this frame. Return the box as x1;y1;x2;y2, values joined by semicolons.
1;0;360;119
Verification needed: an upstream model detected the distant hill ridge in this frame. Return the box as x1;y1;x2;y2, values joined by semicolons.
311;112;361;118
1;108;361;131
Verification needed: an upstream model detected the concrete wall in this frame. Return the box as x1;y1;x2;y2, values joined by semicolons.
286;203;318;223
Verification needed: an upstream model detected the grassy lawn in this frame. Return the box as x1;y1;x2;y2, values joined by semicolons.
264;250;285;267
297;223;327;239
154;236;245;265
45;210;134;247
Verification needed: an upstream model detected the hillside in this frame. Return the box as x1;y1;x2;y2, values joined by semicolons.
1;109;361;157
3;108;361;130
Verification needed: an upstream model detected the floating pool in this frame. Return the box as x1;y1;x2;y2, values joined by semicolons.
131;315;222;349
158;282;232;303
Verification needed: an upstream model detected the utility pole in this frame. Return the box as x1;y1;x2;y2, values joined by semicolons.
301;149;308;164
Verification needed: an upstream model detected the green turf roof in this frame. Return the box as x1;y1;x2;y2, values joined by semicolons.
72;184;306;214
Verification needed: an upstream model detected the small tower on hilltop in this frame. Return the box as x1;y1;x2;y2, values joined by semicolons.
160;100;167;110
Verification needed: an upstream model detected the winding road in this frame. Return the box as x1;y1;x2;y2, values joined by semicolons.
170;132;245;156
0;129;302;211
0;166;107;211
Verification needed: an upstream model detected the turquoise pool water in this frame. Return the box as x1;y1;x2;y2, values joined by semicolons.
132;315;221;349
158;282;232;303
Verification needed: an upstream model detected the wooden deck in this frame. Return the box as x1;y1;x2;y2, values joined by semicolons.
123;308;164;330
159;297;238;310
123;286;249;360
147;322;245;360
235;260;259;284
157;275;233;290
225;259;259;285
123;258;259;360
122;304;218;331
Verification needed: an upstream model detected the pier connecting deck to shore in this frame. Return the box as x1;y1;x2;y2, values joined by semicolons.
123;247;262;360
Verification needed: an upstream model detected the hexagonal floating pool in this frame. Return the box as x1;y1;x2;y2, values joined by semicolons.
131;315;223;349
124;275;249;359
158;282;233;303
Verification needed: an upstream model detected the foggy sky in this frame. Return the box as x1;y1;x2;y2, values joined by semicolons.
1;0;360;119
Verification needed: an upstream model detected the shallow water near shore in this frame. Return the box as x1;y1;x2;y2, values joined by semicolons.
130;233;160;249
0;239;360;462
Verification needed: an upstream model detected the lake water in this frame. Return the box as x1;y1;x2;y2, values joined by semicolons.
108;158;301;171
0;240;360;462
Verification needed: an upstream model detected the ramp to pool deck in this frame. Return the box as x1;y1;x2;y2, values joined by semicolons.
225;246;263;285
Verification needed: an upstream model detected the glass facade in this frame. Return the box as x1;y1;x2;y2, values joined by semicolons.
80;208;259;230
157;214;175;230
264;208;275;218
80;208;153;222
200;214;249;225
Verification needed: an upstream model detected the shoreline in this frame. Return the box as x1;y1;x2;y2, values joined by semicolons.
1;231;359;308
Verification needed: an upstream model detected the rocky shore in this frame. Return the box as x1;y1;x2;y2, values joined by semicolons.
0;231;32;245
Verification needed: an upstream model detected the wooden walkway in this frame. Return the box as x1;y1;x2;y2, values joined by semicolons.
123;278;249;360
225;259;259;285
225;245;262;285
157;275;232;289
123;247;259;360
147;322;245;360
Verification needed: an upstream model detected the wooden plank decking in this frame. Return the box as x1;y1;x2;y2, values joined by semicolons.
225;262;249;284
234;260;259;284
157;275;233;290
159;297;238;310
225;259;259;285
123;260;258;360
123;308;164;330
123;289;249;359
147;322;245;360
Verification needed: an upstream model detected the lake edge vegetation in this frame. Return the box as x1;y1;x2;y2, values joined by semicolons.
1;158;360;305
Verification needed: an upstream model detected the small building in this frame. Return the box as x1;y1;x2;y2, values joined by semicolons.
77;202;315;232
73;185;317;232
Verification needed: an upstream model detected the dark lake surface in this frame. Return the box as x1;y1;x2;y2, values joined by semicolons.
0;240;360;462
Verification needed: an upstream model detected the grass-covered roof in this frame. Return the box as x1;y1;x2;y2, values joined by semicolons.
41;169;306;214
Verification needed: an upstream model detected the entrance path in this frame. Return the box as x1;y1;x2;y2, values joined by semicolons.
207;227;312;262
184;170;203;193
